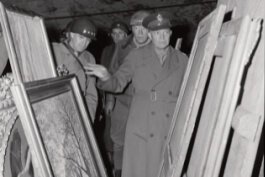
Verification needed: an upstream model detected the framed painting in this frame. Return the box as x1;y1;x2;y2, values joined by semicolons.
158;5;226;177
0;2;57;83
11;75;107;177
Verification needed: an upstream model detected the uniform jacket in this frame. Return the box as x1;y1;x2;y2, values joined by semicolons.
108;35;136;107
52;42;98;122
106;35;145;148
98;43;188;177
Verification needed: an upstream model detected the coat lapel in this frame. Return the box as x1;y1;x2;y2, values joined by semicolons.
143;44;163;81
145;46;179;87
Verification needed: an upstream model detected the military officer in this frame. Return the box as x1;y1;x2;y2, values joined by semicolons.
102;11;151;177
100;20;129;175
85;12;188;177
52;18;98;122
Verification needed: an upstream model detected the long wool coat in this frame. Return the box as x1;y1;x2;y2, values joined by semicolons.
52;42;98;122
106;36;142;169
98;43;188;177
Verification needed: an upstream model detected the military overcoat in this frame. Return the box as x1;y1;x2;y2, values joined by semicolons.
98;43;188;177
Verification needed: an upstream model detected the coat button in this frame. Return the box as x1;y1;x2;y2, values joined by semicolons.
166;113;170;118
151;111;156;115
150;133;154;137
168;91;173;95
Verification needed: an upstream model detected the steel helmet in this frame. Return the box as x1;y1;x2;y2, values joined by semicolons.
130;10;151;26
111;21;129;34
68;18;97;40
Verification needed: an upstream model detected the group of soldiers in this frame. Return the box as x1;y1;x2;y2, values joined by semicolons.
1;10;188;177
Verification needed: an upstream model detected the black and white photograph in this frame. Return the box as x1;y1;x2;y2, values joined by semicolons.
0;0;263;177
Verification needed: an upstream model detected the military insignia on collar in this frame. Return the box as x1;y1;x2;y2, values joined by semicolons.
157;14;163;22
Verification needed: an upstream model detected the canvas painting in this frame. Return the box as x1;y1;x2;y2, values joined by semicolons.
32;91;98;177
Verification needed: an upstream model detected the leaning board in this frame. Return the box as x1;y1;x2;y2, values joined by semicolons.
187;16;259;177
0;2;56;83
158;5;226;177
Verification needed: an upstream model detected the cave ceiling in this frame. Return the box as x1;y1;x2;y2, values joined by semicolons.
1;0;217;32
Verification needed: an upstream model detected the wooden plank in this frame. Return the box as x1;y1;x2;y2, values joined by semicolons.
186;35;236;177
200;16;260;177
231;106;261;140
0;2;57;83
223;18;263;177
0;30;8;75
216;1;264;177
158;5;226;177
185;16;255;177
175;38;183;50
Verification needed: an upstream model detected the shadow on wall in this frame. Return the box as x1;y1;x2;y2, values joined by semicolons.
88;29;112;64
170;24;196;55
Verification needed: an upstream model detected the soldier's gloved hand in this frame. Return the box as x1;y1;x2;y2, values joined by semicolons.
84;63;111;81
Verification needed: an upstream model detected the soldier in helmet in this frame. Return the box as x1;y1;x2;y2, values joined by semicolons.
52;18;98;122
100;21;129;68
99;11;151;177
84;11;188;177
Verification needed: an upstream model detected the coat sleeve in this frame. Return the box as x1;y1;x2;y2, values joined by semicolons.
84;55;98;122
97;50;137;93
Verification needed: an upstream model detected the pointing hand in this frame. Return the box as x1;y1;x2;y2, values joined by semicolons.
84;63;111;81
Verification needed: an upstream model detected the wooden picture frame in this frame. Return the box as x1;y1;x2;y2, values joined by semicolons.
223;18;263;177
0;2;56;83
11;75;107;177
189;16;260;177
158;5;226;177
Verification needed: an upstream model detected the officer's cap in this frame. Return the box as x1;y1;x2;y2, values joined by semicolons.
143;12;172;31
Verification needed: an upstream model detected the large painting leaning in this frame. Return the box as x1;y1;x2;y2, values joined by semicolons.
11;75;107;177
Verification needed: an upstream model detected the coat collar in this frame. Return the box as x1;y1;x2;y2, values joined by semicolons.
143;44;180;87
